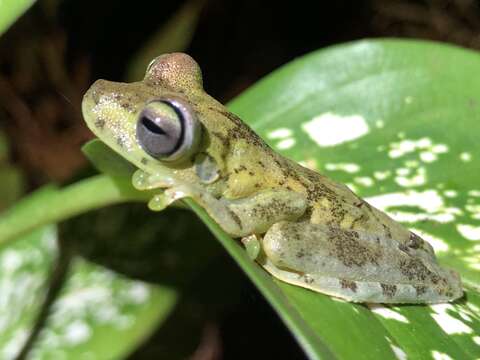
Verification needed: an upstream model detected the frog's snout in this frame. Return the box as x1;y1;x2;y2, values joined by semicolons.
84;79;110;106
81;79;122;135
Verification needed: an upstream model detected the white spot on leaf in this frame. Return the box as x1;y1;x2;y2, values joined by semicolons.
465;205;480;220
267;128;292;139
430;304;473;335
354;177;374;187
459;152;472;162
374;170;391;181
432;144;449;154
396;168;410;176
395;167;426;187
276;138;296;150
325;163;360;173
431;351;453;360
366;190;461;223
388;137;448;163
268;127;295;150
456;224;480;241
388;140;416;158
369;304;409;323
1;251;23;273
391;344;407;360
468;190;480;197
417;138;432;148
443;190;457;198
64;320;92;345
302;112;369;147
419;151;437;163
127;283;150;304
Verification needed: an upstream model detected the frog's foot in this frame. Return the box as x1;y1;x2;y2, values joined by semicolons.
147;193;174;211
145;184;202;212
241;234;261;260
159;184;248;235
260;221;463;304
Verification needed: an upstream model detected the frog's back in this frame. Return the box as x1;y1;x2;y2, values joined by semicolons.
276;158;424;250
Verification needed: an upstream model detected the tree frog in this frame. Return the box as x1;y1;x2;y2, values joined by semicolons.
82;53;462;303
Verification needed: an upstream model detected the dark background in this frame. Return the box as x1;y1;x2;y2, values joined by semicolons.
1;1;479;359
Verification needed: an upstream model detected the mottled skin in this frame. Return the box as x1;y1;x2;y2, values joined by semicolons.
82;53;462;303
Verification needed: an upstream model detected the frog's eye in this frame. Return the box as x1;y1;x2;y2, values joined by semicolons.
136;98;201;162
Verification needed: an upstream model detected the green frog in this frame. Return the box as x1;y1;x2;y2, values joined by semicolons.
82;53;462;303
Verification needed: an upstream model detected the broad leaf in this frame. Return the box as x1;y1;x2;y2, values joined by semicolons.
193;39;480;359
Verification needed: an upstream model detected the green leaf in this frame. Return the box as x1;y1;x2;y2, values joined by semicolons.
82;139;136;178
0;0;35;37
0;176;153;249
192;39;480;359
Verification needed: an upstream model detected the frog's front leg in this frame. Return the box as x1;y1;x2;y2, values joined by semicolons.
161;185;307;237
260;221;462;303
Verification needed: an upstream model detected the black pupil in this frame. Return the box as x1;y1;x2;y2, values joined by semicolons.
141;116;166;135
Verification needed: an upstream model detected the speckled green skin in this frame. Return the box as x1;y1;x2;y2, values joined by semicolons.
82;53;462;303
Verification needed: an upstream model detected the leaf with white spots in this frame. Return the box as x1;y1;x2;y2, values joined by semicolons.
224;39;480;359
2;39;480;359
0;224;175;360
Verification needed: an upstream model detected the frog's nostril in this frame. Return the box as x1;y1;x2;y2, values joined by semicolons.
88;89;99;105
88;79;115;105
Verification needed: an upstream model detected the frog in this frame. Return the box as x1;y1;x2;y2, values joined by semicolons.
81;53;462;304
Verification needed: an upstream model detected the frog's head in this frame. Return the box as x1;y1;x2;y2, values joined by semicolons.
82;53;206;168
82;53;267;191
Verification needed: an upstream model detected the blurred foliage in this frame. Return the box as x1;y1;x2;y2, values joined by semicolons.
0;223;176;360
0;131;25;211
126;0;207;81
0;0;35;37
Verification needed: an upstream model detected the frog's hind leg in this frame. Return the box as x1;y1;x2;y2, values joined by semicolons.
260;221;462;304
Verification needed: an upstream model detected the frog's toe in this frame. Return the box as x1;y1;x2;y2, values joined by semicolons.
148;193;174;211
